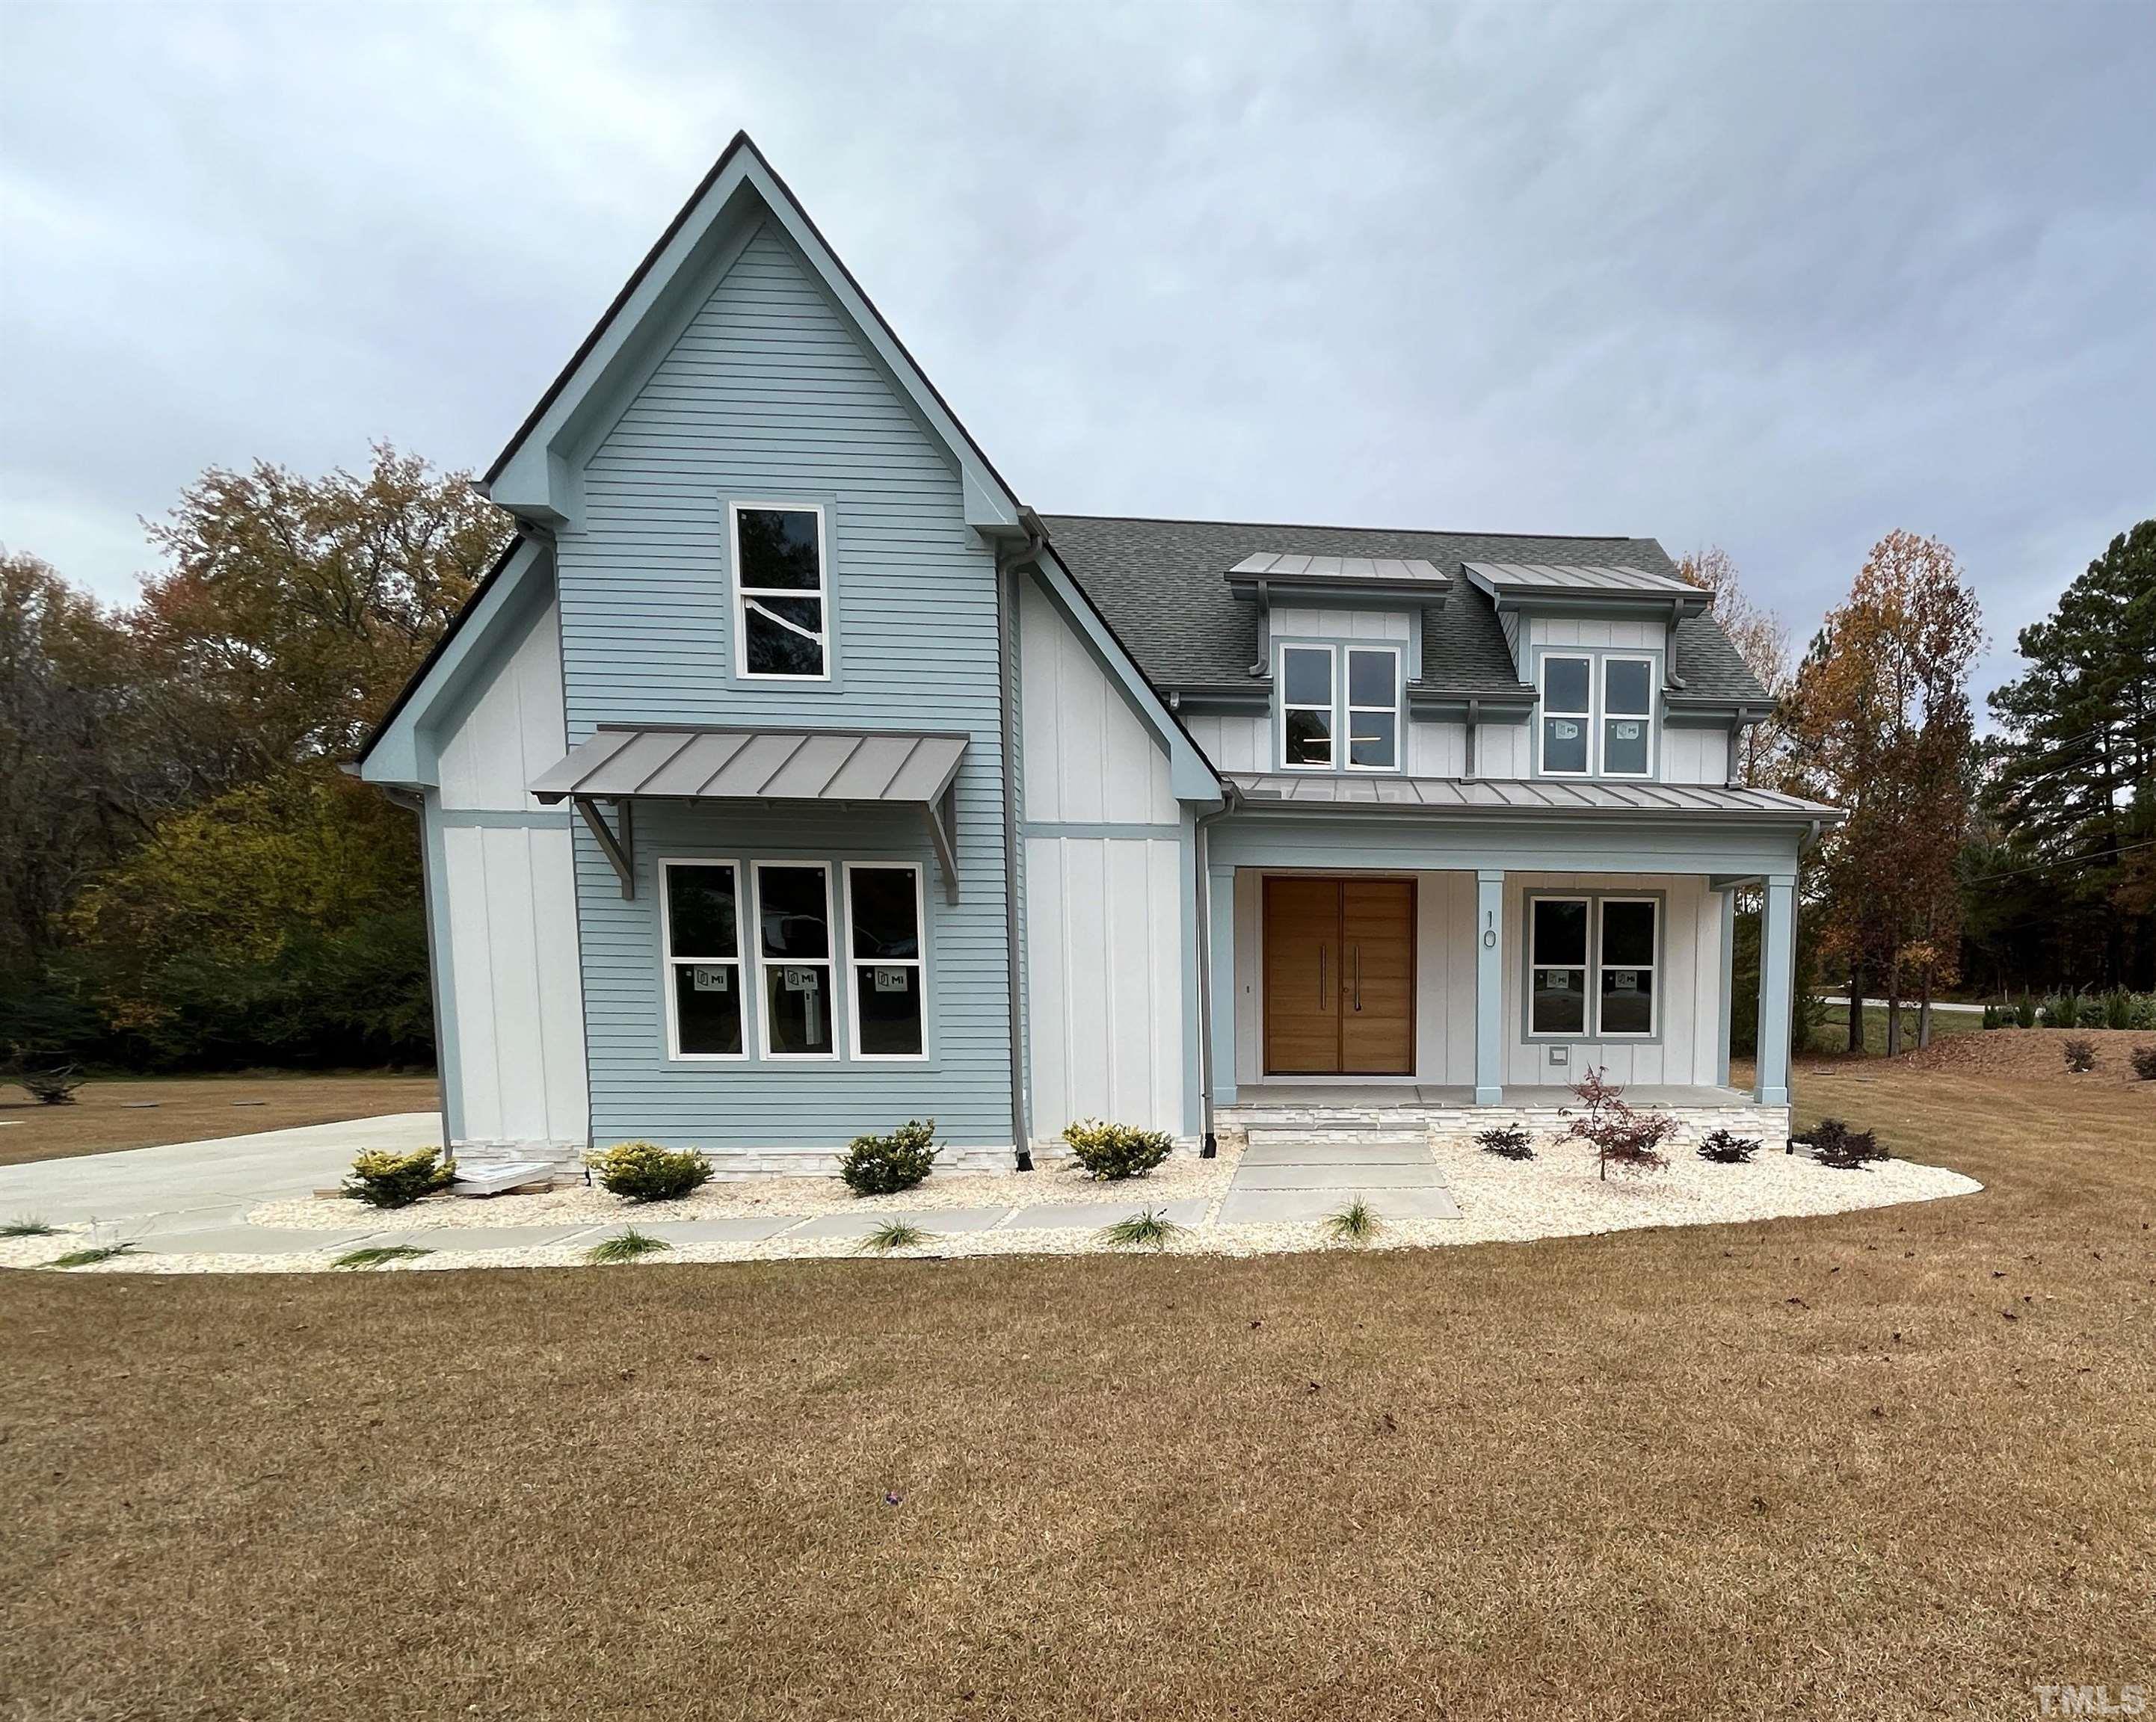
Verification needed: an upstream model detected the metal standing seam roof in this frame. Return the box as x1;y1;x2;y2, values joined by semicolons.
1223;772;1840;820
530;726;969;805
1228;552;1450;587
1462;561;1708;598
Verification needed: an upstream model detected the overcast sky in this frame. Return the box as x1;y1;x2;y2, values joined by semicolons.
3;1;2150;705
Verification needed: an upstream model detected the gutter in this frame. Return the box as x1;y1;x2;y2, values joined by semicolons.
996;516;1047;1171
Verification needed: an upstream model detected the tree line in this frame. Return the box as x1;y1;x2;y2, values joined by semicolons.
1;444;2148;1073
1;446;508;1072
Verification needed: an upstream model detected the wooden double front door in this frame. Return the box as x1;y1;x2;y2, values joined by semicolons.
1262;876;1417;1076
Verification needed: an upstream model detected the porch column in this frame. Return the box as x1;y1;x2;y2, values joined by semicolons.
1755;872;1797;1107
1474;868;1504;1105
1207;864;1238;1106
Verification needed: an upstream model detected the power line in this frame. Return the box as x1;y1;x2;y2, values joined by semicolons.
1968;837;2156;884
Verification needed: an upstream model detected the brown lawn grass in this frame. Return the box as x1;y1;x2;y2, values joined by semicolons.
0;1054;2150;1721
0;1072;439;1166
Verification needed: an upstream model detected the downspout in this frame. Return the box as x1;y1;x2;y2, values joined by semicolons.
1244;580;1271;677
1192;791;1237;1158
997;516;1047;1171
1464;697;1480;780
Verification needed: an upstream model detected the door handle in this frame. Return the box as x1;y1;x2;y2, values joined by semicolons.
1318;944;1327;1006
1354;944;1363;1011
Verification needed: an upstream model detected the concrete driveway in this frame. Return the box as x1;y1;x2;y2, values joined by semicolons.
0;1113;441;1235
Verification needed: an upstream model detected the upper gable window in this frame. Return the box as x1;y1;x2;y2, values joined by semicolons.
731;503;828;679
1277;641;1402;772
1345;646;1401;771
1538;651;1656;778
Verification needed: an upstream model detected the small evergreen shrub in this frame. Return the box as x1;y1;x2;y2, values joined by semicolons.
2041;991;2083;1029
1981;1003;2001;1030
1696;1130;1761;1164
2013;994;2038;1029
1799;1119;1885;1170
342;1147;455;1209
1062;1118;1174;1181
2101;989;2136;1031
1476;1125;1534;1161
2062;1037;2097;1074
838;1119;940;1196
587;1141;712;1203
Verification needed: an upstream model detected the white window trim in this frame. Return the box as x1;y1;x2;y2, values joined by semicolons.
1537;653;1595;778
1595;895;1660;1038
1343;644;1403;774
729;500;831;682
1276;642;1337;771
659;857;747;1063
751;860;840;1061
1598;653;1657;782
842;861;931;1064
1527;893;1592;1037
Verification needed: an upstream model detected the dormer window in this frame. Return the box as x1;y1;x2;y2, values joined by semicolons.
731;502;828;679
1276;642;1402;772
1280;645;1335;768
1538;651;1656;779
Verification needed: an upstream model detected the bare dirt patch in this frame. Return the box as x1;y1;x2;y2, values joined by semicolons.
0;1073;439;1165
1894;1025;2156;1088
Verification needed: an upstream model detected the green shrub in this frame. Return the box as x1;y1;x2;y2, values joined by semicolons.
586;1141;712;1203
2041;990;2083;1029
1695;1130;1761;1164
342;1147;455;1209
2013;993;2038;1029
2101;989;2135;1031
1061;1118;1174;1181
2131;1046;2156;1081
838;1119;940;1196
2063;1037;2097;1074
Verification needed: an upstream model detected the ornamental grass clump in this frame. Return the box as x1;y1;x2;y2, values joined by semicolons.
838;1120;940;1196
342;1147;455;1209
1098;1208;1185;1251
49;1241;138;1269
587;1141;712;1203
2062;1037;2098;1074
334;1244;433;1270
1475;1126;1534;1161
855;1220;934;1255
586;1227;671;1264
1062;1118;1173;1181
1558;1069;1678;1181
1326;1200;1379;1244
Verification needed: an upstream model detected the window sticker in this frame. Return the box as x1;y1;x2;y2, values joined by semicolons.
692;966;730;993
783;966;822;993
872;966;908;993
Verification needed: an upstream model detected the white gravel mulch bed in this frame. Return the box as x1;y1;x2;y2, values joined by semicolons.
4;1134;1983;1274
244;1141;1241;1232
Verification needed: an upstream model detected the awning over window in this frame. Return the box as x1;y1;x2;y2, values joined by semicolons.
530;726;969;901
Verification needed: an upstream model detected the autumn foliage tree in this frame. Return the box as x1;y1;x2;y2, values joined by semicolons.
1784;531;1983;1052
1675;546;1792;787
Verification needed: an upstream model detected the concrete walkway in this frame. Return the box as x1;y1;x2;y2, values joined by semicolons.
0;1112;441;1235
1219;1128;1460;1225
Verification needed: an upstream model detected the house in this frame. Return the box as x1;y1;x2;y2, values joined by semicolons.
357;133;1835;1174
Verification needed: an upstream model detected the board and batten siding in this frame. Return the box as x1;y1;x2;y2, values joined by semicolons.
549;217;1014;1155
1017;576;1186;1141
430;594;590;1149
1226;868;1725;1090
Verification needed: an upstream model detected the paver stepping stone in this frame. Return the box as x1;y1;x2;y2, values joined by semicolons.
1217;1187;1463;1226
627;1216;806;1244
1000;1198;1207;1232
784;1206;1011;1240
348;1225;603;1252
132;1225;382;1256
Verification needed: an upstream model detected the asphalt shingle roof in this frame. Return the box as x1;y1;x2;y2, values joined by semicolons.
1037;513;1770;704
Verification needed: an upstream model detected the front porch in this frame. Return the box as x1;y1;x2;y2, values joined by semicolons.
1219;1081;1792;1149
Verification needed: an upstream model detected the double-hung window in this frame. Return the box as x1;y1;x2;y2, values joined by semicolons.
1539;652;1656;777
662;862;744;1058
845;863;927;1059
1539;656;1593;776
1528;894;1659;1037
753;862;836;1058
1345;646;1400;771
1280;646;1335;768
731;503;828;679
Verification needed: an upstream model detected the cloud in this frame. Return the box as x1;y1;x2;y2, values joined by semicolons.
2;0;2150;701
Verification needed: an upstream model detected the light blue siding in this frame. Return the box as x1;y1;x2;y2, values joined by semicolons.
552;220;1014;1149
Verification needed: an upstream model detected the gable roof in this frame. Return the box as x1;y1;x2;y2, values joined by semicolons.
1037;513;1770;705
485;132;1023;536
